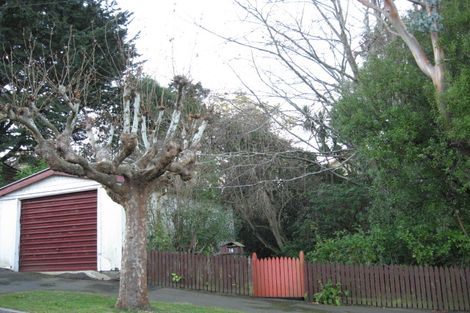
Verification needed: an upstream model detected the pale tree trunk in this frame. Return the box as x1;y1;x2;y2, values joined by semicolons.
358;0;470;237
115;184;151;310
262;192;286;251
358;0;449;122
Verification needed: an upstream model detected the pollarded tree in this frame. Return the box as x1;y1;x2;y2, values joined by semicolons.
0;42;208;309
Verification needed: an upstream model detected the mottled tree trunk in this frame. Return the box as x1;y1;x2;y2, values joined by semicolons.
115;185;150;310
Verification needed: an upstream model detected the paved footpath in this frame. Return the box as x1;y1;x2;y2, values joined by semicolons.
0;269;433;313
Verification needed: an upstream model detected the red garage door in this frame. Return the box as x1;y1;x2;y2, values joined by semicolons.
19;190;97;272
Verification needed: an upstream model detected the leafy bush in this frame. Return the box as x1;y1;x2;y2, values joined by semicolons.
306;230;380;265
329;35;470;266
15;160;48;180
313;280;344;305
396;226;470;266
307;225;470;266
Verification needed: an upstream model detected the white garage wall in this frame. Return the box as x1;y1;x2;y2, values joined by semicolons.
97;187;124;271
0;198;20;270
0;174;125;271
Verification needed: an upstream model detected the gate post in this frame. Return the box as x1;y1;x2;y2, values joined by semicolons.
252;253;258;296
299;251;305;299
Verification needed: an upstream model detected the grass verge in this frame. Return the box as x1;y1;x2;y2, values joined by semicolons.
0;290;244;313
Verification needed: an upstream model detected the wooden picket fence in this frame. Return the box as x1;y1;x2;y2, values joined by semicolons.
147;251;251;296
305;263;470;311
148;251;470;311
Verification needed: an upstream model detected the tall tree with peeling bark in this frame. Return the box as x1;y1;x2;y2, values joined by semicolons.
357;0;450;126
0;42;209;308
357;0;470;184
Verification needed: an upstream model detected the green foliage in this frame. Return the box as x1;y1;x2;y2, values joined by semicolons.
330;25;470;265
0;0;136;164
136;76;210;147
303;183;368;239
407;9;443;33
445;70;470;144
0;166;4;187
171;272;183;283
147;214;174;252
396;226;470;265
313;281;344;306
439;0;470;192
306;230;380;265
216;0;470;266
15;160;48;180
147;196;233;255
223;1;470;265
137;76;175;111
308;225;470;266
282;182;369;256
171;201;233;254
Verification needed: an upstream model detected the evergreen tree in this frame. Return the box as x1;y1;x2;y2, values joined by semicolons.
0;0;137;165
326;3;470;265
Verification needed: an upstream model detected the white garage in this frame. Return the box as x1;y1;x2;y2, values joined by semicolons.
0;169;125;272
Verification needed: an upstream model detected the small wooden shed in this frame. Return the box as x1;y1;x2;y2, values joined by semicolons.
219;241;245;255
0;169;124;272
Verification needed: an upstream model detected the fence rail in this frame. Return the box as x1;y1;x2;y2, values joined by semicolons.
147;251;470;311
147;251;251;296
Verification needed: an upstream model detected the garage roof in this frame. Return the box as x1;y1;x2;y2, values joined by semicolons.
0;169;71;197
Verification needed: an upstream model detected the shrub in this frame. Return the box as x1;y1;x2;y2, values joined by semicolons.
313;280;345;305
306;230;379;265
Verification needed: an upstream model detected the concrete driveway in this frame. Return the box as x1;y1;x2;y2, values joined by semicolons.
0;269;432;313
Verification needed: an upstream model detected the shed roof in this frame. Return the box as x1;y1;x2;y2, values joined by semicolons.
0;168;71;197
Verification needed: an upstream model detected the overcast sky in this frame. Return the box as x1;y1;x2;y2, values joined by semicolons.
116;0;249;93
116;0;413;95
114;0;413;150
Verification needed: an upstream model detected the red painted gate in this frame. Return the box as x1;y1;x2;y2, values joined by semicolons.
252;251;305;298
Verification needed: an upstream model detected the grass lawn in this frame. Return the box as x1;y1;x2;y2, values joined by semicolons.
0;291;244;313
